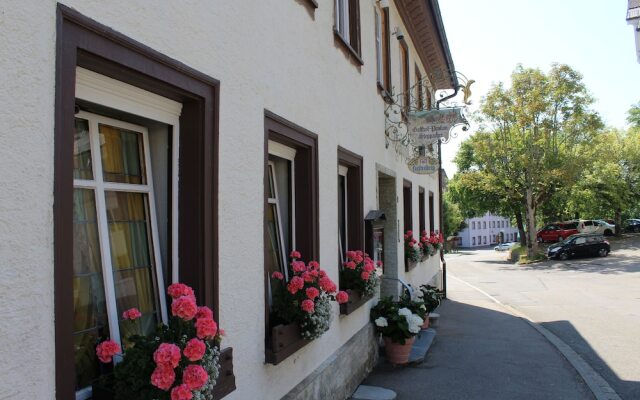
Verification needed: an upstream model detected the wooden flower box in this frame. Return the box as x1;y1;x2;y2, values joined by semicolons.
405;258;418;272
339;289;373;315
265;322;311;365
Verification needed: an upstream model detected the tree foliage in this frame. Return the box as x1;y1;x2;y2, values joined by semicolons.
450;64;603;256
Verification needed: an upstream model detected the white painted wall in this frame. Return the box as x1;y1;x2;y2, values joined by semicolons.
0;1;447;398
458;213;519;248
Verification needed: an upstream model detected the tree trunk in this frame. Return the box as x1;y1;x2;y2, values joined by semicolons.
615;208;622;236
515;209;526;247
525;188;538;258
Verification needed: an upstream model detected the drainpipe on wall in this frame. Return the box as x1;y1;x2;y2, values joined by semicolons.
435;86;459;299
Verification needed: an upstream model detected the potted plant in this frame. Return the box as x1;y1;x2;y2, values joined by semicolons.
370;296;423;365
404;231;422;271
426;231;444;256
94;283;224;400
339;250;381;315
417;284;443;329
267;251;348;363
419;231;430;261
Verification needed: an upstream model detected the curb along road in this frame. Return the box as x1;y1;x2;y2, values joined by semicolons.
449;273;622;400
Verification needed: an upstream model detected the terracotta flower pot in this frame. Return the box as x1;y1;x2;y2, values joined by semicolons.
384;336;416;364
421;313;430;329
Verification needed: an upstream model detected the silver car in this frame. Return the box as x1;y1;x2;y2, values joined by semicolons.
577;220;615;236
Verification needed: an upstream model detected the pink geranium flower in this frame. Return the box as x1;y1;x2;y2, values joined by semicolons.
336;291;349;304
306;287;319;300
308;261;320;270
195;306;213;320
182;364;209;390
292;261;307;273
167;283;195;299
122;307;142;321
271;271;284;280
170;383;193;400
153;343;181;369
360;271;370;281
151;365;176;391
95;340;121;363
301;299;315;313
195;318;218;339
319;276;336;293
290;250;301;259
171;296;198;320
343;261;356;270
183;338;206;362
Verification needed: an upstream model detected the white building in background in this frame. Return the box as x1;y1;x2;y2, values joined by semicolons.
458;213;519;248
628;0;640;62
0;1;457;399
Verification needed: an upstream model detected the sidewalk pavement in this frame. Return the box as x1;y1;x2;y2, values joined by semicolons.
360;276;594;400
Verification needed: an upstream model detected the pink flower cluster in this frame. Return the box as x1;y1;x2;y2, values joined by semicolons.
343;250;377;283
96;283;220;398
272;250;348;313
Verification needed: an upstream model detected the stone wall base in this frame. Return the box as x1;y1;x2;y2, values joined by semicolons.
282;324;378;400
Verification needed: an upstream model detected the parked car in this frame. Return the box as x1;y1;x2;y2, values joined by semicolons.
494;242;516;251
536;221;579;242
546;234;610;260
624;219;640;233
577;220;615;236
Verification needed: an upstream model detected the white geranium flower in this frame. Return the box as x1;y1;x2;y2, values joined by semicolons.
374;317;388;327
398;307;412;317
407;314;424;334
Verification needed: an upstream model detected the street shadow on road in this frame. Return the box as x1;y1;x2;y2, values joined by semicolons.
541;320;640;400
362;300;594;400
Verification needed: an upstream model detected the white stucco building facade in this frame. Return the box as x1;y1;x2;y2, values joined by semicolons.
0;1;458;399
628;0;640;62
458;213;519;248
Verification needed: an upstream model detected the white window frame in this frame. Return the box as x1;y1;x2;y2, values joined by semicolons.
74;69;182;400
338;165;349;263
336;0;350;42
74;111;168;399
375;8;382;84
267;140;297;266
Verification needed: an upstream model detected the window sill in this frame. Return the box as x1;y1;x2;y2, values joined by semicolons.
333;29;364;66
265;323;311;365
405;258;418;272
212;347;236;400
339;289;373;315
376;82;393;103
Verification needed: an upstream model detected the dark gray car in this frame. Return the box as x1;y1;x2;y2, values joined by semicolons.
546;233;610;260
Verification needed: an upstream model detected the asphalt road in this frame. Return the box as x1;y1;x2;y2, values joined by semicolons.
446;236;640;400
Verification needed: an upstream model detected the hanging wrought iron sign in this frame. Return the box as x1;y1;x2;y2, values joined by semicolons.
407;107;467;145
407;155;439;175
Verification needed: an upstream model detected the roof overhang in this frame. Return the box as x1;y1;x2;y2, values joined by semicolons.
394;0;457;90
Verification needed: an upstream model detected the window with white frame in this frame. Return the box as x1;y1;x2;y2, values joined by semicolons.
338;165;348;263
472;221;475;230
335;0;361;55
266;141;296;306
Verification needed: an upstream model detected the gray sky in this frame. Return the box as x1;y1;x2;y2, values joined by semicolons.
439;0;640;177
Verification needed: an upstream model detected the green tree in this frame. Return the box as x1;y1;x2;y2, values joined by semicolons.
627;101;640;128
454;64;602;257
442;192;465;238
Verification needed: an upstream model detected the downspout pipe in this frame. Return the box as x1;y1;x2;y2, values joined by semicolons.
435;85;459;299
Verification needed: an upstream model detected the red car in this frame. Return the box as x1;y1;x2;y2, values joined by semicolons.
536;222;579;243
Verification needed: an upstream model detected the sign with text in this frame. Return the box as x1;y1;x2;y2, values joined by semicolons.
407;155;439;175
407;108;466;145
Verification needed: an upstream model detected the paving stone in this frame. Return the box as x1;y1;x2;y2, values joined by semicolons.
351;385;397;400
408;328;437;364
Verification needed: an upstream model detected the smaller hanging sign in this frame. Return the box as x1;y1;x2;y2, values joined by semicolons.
407;108;466;145
407;155;439;175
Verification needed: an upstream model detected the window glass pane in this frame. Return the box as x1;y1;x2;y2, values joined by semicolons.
266;203;285;308
73;189;109;390
270;155;292;256
105;191;159;338
100;124;146;184
74;118;93;180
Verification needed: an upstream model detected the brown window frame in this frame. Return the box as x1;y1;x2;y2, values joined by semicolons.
337;147;364;254
415;66;423;111
334;0;363;65
429;191;435;233
379;6;392;95
400;40;410;110
264;111;319;364
54;5;227;399
419;186;426;235
403;179;413;235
